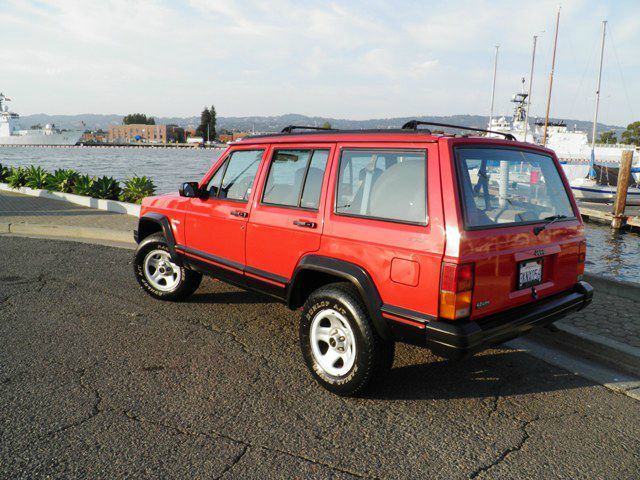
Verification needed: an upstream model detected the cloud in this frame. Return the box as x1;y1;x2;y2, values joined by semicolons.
1;0;638;124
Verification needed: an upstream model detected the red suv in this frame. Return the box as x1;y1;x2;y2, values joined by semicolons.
133;122;593;396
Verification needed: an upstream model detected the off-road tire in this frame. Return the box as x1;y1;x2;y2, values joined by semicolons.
300;282;395;396
133;232;202;301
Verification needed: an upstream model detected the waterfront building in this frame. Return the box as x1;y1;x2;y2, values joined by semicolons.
108;124;184;144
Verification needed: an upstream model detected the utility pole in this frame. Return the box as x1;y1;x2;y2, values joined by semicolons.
488;45;499;130
543;7;561;146
524;35;538;142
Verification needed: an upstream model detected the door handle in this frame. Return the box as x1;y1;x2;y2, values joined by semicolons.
293;220;317;229
230;210;248;218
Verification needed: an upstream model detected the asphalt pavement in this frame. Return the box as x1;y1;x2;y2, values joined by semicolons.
1;236;639;479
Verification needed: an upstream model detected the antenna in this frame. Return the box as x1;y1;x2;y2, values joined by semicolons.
543;7;561;146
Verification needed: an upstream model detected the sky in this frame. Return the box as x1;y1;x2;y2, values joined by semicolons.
1;0;639;126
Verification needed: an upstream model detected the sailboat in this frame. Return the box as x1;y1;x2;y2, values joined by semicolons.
568;21;640;205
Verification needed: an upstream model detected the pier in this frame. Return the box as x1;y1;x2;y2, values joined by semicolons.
579;202;640;229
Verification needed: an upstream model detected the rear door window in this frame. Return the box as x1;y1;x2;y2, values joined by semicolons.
262;149;329;210
335;149;427;225
455;147;575;229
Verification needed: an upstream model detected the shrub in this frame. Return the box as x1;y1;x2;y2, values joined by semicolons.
25;166;52;189
120;176;156;204
6;166;28;188
46;168;79;193
73;174;96;196
0;163;10;182
92;176;121;200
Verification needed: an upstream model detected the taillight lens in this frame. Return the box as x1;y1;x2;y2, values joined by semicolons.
577;240;586;279
439;263;474;320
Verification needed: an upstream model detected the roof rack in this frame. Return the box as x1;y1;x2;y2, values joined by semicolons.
401;120;516;141
280;125;336;133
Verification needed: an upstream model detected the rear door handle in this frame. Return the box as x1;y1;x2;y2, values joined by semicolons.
293;220;317;229
231;210;248;218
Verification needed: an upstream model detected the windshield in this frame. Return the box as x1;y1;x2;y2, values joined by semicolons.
455;147;575;229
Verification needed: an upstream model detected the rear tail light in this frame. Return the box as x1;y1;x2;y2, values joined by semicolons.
439;263;474;320
577;240;586;279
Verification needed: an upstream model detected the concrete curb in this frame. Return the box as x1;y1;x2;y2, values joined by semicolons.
1;222;134;245
0;183;140;217
583;272;640;302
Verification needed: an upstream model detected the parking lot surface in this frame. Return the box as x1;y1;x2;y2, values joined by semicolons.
1;236;639;479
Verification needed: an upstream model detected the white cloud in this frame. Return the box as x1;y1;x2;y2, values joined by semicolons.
1;0;638;124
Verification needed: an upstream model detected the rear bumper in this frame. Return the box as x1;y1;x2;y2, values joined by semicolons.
424;281;594;359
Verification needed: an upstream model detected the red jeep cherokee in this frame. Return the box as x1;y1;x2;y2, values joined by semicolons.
133;122;593;396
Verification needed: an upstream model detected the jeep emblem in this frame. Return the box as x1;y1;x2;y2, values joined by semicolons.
476;300;490;309
534;249;545;256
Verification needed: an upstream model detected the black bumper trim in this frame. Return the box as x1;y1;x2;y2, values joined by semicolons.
424;281;594;359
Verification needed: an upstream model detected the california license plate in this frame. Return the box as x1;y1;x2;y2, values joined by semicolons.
518;259;543;289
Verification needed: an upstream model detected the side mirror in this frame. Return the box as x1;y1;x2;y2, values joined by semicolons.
179;181;200;198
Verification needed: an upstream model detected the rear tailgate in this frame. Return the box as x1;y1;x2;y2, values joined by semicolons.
463;224;583;319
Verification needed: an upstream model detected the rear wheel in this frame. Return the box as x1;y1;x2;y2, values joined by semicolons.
133;233;202;301
300;283;394;396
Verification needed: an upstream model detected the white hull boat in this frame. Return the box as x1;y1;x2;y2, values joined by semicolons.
570;177;640;205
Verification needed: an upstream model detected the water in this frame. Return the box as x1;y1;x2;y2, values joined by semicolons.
0;146;222;194
1;146;639;284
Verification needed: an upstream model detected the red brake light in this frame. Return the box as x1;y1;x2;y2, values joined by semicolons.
441;263;474;293
577;240;586;278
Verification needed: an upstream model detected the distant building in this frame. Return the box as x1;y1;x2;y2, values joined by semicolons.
80;130;108;143
108;124;183;144
219;132;250;143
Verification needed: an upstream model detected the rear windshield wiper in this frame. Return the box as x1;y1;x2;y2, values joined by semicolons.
533;215;567;235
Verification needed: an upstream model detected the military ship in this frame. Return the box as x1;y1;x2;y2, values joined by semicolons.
0;93;82;146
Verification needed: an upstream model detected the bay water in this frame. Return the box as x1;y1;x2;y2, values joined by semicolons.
1;146;638;283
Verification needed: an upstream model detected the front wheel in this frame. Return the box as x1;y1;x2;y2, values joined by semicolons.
300;283;394;396
133;233;202;301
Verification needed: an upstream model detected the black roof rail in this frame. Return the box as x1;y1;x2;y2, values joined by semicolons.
281;125;337;134
401;120;516;141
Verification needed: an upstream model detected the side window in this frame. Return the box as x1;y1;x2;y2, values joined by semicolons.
336;149;427;224
205;149;263;201
262;149;329;210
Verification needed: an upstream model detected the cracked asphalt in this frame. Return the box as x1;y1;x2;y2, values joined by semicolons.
1;236;639;479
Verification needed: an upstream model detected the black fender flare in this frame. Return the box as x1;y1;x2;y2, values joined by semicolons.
288;255;391;340
136;212;181;265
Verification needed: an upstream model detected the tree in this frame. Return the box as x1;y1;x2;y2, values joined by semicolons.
196;105;217;142
210;105;217;140
123;113;155;125
621;121;640;145
598;131;617;144
322;121;332;129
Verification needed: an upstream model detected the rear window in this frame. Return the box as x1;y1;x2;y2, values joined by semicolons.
455;147;575;229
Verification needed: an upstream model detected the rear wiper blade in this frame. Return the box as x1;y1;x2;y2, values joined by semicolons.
533;215;567;235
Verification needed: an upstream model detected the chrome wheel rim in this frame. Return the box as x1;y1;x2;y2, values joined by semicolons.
310;308;356;377
143;249;181;292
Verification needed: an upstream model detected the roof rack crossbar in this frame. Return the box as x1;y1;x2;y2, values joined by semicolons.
280;125;337;134
401;120;516;141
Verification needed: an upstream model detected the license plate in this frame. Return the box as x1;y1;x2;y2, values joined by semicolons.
518;259;543;289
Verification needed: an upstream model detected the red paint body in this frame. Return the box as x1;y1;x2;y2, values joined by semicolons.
140;132;585;325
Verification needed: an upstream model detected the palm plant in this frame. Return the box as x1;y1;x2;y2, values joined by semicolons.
46;168;79;193
25;166;52;189
120;176;156;203
92;176;121;200
0;163;10;182
72;174;96;196
6;166;28;188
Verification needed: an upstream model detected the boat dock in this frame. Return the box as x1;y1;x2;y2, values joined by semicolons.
578;201;640;229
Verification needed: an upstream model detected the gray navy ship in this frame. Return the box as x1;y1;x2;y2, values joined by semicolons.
0;93;82;146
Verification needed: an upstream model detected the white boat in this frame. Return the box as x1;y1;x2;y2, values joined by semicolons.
571;177;640;205
0;93;82;146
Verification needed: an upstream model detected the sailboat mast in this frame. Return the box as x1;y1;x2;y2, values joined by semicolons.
488;45;499;129
591;20;607;153
543;7;561;146
524;35;538;142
